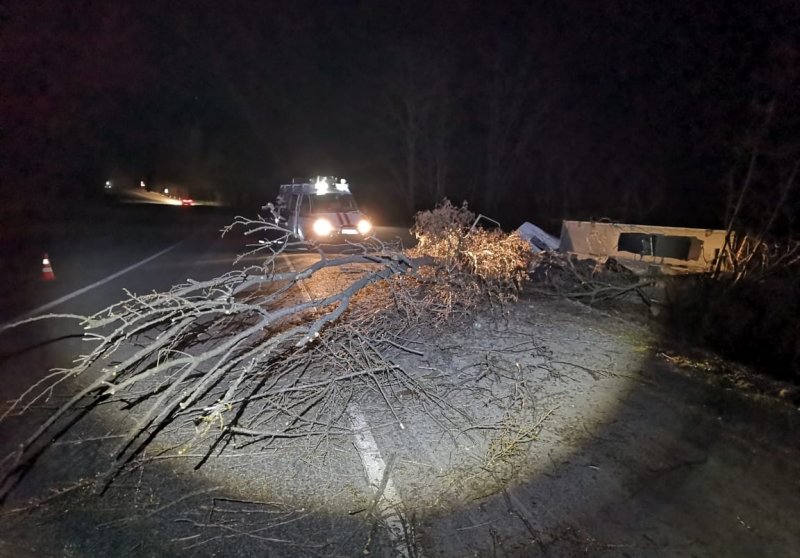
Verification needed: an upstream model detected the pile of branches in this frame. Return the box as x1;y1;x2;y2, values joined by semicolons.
528;251;658;308
0;201;530;501
410;200;532;307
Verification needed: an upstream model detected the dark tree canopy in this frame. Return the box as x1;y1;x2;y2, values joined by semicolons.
2;0;799;230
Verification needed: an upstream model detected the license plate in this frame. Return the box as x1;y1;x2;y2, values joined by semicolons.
342;228;358;235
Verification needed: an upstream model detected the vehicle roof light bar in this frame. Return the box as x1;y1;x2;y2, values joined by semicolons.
314;177;329;195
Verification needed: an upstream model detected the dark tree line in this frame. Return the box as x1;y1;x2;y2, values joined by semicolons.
0;1;150;219
343;1;800;231
2;1;798;231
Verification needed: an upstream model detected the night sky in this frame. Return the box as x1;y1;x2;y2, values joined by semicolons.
2;0;799;230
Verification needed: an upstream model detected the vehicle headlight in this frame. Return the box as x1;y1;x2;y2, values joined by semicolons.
357;219;372;235
312;217;334;236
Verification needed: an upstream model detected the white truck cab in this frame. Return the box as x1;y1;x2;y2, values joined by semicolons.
275;176;372;241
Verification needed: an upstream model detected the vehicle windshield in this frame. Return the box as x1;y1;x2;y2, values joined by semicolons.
310;193;357;213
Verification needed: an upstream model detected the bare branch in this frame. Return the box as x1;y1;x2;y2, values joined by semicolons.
0;205;531;501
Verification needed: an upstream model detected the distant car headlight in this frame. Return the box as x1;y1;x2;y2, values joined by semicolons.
357;219;372;235
312;217;334;236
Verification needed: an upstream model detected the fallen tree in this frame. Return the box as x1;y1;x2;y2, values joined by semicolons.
528;251;660;310
0;200;532;502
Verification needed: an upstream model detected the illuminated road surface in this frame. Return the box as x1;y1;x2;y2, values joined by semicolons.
0;210;798;557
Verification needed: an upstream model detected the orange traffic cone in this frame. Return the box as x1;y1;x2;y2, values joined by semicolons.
42;253;55;281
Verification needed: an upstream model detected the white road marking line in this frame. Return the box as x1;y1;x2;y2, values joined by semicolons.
279;253;317;305
348;405;410;558
9;240;185;323
280;252;412;556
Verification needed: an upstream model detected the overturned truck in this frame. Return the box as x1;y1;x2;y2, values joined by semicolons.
558;220;730;274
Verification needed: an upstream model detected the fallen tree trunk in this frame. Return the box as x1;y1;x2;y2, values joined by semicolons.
0;202;532;501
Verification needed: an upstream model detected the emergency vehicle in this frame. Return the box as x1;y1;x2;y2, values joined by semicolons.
275;176;373;241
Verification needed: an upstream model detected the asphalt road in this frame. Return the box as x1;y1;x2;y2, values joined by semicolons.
0;206;420;556
1;206;798;557
0;204;412;404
